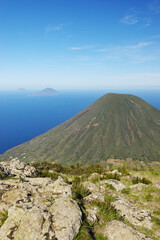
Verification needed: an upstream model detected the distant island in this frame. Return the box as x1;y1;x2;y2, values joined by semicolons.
28;88;58;96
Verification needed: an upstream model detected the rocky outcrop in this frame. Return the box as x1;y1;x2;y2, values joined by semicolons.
83;182;105;202
51;198;82;240
103;220;152;240
112;198;152;229
100;179;126;191
0;158;37;178
0;176;82;240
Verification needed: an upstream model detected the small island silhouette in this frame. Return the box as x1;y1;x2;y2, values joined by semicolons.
28;88;58;96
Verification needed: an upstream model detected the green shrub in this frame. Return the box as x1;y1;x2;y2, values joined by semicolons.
121;188;130;194
101;172;120;181
40;170;59;180
118;164;129;176
72;183;90;205
132;176;151;185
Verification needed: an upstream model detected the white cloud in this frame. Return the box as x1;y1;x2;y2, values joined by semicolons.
70;47;82;50
70;45;94;51
46;24;63;33
120;15;139;25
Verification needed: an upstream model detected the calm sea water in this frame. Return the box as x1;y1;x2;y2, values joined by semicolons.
0;89;160;154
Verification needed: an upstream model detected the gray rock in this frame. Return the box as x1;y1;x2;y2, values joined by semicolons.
0;175;82;240
0;159;37;178
51;197;82;240
100;179;126;191
84;192;105;202
112;198;152;229
103;220;152;240
86;206;98;223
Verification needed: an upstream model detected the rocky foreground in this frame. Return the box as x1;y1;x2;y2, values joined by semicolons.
0;159;160;240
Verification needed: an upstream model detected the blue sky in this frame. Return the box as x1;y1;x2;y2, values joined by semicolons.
0;0;160;90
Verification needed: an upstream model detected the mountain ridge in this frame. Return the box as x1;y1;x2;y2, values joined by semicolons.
1;93;160;164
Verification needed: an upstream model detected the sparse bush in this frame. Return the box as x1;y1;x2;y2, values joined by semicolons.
91;176;100;184
92;200;123;223
40;170;59;180
72;181;90;205
152;216;160;226
121;188;130;194
0;210;8;226
105;183;115;190
118;164;129;176
101;172;120;181
144;193;153;201
104;194;116;204
132;176;151;185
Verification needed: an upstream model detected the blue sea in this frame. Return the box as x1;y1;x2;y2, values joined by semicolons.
0;89;160;154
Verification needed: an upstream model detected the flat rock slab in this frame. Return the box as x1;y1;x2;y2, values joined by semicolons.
103;220;152;240
112;198;152;229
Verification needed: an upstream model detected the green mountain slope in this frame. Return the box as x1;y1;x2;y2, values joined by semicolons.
1;93;160;165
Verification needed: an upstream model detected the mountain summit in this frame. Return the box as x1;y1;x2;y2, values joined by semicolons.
1;93;160;164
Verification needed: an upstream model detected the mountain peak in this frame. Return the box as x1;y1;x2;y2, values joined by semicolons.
1;93;160;164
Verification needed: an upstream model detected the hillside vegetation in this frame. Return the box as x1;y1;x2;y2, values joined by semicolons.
1;93;160;164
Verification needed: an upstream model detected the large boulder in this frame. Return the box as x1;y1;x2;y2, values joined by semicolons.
51;197;82;240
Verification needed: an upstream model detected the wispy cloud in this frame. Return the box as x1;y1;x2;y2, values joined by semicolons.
127;41;152;49
149;0;160;14
94;41;158;64
120;15;139;25
70;45;94;51
46;24;64;33
94;49;108;53
70;47;83;50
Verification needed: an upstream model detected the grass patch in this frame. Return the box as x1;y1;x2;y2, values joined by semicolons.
75;221;94;240
152;216;160;227
105;183;115;190
121;187;130;194
95;233;108;240
0;210;8;227
153;210;160;215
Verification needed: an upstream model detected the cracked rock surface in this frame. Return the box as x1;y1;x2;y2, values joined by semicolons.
0;176;82;240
